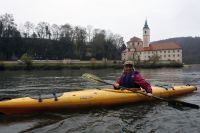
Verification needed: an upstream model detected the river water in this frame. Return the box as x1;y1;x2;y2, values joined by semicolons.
0;65;200;133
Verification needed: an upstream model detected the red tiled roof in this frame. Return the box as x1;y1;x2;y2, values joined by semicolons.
127;36;142;43
139;41;181;51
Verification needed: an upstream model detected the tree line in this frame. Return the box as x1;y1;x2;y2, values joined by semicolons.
0;13;126;60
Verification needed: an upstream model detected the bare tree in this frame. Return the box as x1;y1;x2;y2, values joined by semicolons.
0;21;3;37
0;13;16;30
60;23;74;41
0;13;18;38
86;25;93;43
73;26;87;59
113;34;125;49
35;22;50;39
51;24;60;40
24;21;34;38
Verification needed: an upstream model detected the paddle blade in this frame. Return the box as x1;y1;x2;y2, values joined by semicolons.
168;100;199;110
82;73;102;83
82;73;113;85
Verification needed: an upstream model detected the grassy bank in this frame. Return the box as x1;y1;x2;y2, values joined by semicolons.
0;62;123;70
0;61;183;71
135;63;183;68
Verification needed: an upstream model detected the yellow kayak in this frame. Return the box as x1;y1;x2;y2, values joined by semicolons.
0;85;197;115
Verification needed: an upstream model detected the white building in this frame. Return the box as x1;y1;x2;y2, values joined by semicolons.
122;20;182;64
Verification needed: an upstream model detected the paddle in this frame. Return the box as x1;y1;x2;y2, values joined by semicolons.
82;73;199;110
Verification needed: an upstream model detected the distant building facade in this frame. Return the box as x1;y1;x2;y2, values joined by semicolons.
122;20;182;63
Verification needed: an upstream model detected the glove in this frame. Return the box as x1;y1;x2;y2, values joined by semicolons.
147;93;153;96
113;82;120;89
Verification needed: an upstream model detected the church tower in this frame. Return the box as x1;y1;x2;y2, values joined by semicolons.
143;20;150;47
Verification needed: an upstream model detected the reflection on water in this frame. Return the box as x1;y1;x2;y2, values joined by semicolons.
0;65;200;133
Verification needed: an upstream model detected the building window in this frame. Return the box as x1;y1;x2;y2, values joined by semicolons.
173;54;175;57
168;50;170;53
164;51;166;53
177;54;179;57
168;55;170;57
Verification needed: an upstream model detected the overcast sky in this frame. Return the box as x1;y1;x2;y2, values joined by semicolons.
0;0;199;42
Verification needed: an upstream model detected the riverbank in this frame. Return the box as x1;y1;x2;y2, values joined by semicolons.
0;60;183;71
0;61;123;70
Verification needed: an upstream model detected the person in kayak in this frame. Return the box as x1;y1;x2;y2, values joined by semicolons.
113;60;152;96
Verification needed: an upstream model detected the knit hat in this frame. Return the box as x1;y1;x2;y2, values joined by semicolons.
124;60;134;66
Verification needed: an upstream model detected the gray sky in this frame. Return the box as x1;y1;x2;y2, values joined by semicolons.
0;0;199;42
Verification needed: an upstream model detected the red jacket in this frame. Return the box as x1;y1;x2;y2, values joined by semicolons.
115;71;152;93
